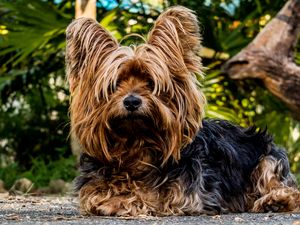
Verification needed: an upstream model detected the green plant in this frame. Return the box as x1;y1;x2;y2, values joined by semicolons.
0;156;78;189
21;156;78;188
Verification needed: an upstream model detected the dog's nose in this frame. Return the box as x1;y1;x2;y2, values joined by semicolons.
123;95;142;112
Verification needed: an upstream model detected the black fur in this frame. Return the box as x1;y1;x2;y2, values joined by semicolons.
168;120;290;213
74;119;292;214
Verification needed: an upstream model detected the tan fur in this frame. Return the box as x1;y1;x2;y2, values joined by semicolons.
66;6;205;165
79;176;203;216
250;156;300;212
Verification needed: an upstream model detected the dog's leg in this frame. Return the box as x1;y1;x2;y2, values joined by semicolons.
78;179;160;216
78;178;204;216
79;182;133;216
251;152;300;212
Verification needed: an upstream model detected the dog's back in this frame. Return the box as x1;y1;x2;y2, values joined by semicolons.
176;119;298;213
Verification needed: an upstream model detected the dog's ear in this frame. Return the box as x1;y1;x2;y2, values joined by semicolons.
147;6;201;74
66;18;118;92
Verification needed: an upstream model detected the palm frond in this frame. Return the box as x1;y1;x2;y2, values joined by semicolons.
0;0;70;65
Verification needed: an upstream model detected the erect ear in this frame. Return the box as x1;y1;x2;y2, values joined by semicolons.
147;6;202;75
66;18;118;92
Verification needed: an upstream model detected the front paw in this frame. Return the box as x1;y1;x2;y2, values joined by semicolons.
252;187;300;212
81;195;136;216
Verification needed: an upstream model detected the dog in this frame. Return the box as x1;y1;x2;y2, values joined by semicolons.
65;6;300;216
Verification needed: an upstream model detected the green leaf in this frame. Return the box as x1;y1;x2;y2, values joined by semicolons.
0;0;70;66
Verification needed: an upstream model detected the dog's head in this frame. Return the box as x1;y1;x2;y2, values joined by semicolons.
66;6;206;165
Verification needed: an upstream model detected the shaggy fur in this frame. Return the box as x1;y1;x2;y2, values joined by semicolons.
66;6;300;216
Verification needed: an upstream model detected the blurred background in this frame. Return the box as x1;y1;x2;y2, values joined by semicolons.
0;0;299;194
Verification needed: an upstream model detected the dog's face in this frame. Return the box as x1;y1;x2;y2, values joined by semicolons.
66;6;206;165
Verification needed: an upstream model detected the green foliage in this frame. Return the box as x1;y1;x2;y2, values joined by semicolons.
0;0;71;170
168;0;284;55
203;65;241;123
0;0;71;65
0;156;78;189
0;163;20;189
21;156;78;188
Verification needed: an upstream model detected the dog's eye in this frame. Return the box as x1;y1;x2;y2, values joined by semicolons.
146;79;154;90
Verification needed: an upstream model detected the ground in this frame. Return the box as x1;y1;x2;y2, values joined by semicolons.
1;194;300;225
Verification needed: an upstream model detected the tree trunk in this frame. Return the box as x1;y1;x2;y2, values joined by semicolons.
75;0;97;19
223;0;300;120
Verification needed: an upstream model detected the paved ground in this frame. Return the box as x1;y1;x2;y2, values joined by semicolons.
1;194;300;225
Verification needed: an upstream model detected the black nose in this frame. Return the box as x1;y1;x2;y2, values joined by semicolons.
123;95;142;112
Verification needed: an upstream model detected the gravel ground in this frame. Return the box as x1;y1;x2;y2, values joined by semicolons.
1;193;300;225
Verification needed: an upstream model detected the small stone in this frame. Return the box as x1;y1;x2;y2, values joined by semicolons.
264;216;270;220
0;192;9;199
10;178;33;194
0;179;7;193
234;217;244;222
293;221;300;225
6;214;20;220
212;215;221;219
49;179;72;194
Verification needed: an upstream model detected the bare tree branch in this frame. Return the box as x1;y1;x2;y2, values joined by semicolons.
223;0;300;119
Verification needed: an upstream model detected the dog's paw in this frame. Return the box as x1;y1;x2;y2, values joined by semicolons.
83;196;135;216
252;187;300;212
92;203;129;216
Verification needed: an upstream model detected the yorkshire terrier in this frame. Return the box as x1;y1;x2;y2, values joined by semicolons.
66;6;300;216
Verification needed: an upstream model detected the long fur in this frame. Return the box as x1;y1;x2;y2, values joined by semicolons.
66;6;300;216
